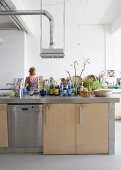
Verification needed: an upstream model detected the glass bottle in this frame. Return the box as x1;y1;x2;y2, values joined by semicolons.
44;79;49;95
67;82;71;96
49;83;54;95
63;85;67;96
60;82;64;96
80;82;84;95
54;84;60;96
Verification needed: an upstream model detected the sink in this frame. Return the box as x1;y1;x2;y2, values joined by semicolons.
0;93;10;97
0;89;13;97
0;88;14;90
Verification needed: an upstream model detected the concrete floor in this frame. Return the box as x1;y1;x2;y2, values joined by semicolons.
0;121;121;170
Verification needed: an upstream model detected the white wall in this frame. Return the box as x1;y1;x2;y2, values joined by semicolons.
24;34;40;77
0;30;24;88
111;14;121;34
102;26;121;83
10;0;41;78
24;0;107;80
110;28;121;78
0;0;114;84
36;24;106;80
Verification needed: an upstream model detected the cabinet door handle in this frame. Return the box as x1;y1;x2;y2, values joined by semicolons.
22;108;28;111
80;106;83;124
46;106;48;125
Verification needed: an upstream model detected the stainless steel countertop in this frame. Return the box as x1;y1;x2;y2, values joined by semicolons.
0;94;119;104
112;89;121;94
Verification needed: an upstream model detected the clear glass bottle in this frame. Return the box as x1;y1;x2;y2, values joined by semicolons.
60;82;64;96
44;79;49;95
63;85;67;96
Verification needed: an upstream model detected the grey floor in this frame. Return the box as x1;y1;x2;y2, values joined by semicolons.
0;121;121;170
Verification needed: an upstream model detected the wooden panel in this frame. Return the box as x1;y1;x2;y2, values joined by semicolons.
112;93;121;120
43;104;75;154
76;103;108;154
0;104;8;147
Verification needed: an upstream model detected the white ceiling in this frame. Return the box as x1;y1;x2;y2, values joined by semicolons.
0;0;121;31
43;0;121;24
0;1;19;29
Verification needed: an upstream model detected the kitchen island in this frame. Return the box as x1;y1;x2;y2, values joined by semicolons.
112;89;121;120
0;95;119;155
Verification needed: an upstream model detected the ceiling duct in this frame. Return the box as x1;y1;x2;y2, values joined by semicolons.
41;48;64;58
0;0;29;32
0;10;65;58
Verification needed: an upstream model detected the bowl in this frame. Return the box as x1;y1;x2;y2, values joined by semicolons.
93;89;112;97
80;91;89;97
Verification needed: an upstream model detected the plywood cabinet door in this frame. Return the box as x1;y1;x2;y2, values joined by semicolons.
0;104;8;147
76;103;108;154
43;104;75;154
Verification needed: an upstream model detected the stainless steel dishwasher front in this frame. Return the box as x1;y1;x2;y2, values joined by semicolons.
8;104;43;148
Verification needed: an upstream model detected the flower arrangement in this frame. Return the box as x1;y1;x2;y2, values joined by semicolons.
66;58;90;85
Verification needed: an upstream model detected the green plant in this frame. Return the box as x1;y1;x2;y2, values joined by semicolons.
83;80;102;89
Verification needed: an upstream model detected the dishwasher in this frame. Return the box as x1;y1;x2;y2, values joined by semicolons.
8;104;43;152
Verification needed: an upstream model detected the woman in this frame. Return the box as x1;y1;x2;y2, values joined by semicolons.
25;67;38;92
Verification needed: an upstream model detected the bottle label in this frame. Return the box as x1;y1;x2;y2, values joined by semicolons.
55;88;59;95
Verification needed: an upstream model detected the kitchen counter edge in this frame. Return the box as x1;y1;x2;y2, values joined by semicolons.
0;95;119;104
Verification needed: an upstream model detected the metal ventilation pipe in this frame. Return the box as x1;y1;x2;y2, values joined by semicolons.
0;10;55;47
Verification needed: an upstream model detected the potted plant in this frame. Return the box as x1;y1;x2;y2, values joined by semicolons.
83;75;102;90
